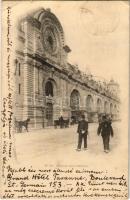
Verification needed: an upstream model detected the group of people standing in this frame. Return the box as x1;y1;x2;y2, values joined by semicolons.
77;114;114;153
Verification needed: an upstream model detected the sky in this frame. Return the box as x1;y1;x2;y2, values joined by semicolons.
3;1;129;87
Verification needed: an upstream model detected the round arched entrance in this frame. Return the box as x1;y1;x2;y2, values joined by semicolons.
70;89;80;123
44;79;56;126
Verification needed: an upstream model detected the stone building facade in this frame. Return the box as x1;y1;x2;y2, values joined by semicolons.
15;8;120;128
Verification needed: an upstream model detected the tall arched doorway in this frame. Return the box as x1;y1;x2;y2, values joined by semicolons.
70;89;80;123
45;80;54;126
46;103;53;126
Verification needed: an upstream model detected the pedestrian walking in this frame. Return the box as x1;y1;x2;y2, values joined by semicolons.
97;115;114;153
76;115;88;151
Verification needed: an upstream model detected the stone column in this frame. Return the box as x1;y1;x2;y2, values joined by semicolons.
22;58;29;120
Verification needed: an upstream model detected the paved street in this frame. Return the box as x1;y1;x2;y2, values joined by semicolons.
14;122;122;166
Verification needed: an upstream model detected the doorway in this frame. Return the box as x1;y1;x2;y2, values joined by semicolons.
46;103;53;126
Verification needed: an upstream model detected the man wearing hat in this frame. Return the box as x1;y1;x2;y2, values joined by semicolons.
97;115;114;153
77;115;88;151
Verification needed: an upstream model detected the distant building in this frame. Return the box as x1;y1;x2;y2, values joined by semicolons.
15;8;120;128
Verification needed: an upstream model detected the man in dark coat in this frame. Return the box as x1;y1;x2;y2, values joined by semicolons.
59;116;64;128
97;115;114;153
77;115;88;151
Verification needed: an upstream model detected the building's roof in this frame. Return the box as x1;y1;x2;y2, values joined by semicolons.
66;62;119;101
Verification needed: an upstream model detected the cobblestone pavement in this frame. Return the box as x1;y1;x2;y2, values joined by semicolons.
14;122;121;166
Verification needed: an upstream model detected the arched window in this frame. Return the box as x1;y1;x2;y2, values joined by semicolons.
19;63;21;76
14;59;21;76
104;101;109;113
45;81;53;97
114;105;117;114
97;98;102;113
70;90;80;110
86;95;93;112
110;103;113;114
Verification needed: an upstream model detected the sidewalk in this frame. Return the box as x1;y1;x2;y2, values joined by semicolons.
14;122;120;166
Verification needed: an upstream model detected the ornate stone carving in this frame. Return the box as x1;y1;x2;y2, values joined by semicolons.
42;25;60;55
